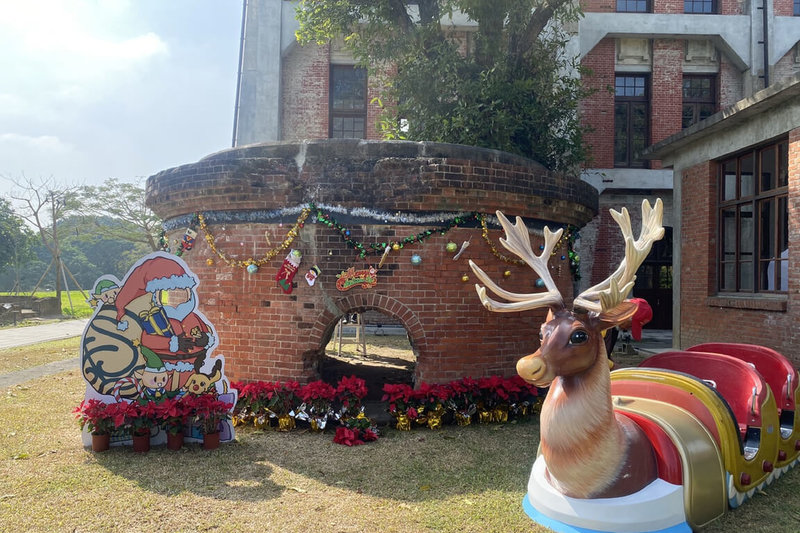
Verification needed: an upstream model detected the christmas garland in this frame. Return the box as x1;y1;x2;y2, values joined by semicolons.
160;203;581;279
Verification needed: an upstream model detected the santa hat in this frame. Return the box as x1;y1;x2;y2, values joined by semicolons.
115;254;197;323
627;297;653;341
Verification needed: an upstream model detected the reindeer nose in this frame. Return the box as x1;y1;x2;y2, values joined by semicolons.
517;355;545;383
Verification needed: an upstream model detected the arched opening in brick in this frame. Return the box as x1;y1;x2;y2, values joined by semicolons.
310;294;424;403
321;309;416;399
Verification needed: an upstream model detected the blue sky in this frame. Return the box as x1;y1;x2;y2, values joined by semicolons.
0;0;243;196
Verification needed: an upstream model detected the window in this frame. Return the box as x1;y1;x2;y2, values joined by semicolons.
795;0;800;16
718;140;789;293
682;75;716;128
617;0;650;12
685;0;716;13
614;75;649;168
330;65;367;139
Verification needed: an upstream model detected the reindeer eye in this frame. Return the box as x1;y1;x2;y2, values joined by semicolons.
569;330;589;345
538;332;543;341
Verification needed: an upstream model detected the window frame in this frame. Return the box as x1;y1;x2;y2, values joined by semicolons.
614;74;650;169
717;139;789;294
682;74;717;129
329;64;368;139
684;0;717;14
616;0;651;13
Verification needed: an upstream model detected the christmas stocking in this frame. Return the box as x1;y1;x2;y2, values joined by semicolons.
276;249;302;293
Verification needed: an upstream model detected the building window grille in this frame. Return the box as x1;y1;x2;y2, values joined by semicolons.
330;65;367;139
718;140;789;293
617;0;650;12
684;0;716;13
682;75;716;128
614;75;649;168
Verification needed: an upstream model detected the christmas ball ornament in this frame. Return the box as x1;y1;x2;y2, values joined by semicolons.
503;270;511;278
392;243;401;251
291;249;303;259
461;274;469;282
206;258;214;266
535;278;545;288
410;254;422;265
446;242;458;253
246;263;259;274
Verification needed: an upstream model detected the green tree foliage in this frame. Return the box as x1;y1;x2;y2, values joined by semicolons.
296;0;590;172
78;178;162;251
0;197;37;291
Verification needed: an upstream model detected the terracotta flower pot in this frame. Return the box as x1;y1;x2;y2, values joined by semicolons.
132;433;150;453
91;432;110;452
202;431;220;450
166;432;184;451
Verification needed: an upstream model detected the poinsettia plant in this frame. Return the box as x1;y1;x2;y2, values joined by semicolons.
189;393;234;435
263;381;301;417
155;397;193;436
73;399;121;435
334;412;379;446
122;400;159;436
335;375;368;416
447;377;479;416
381;383;416;418
477;375;521;409
299;380;336;414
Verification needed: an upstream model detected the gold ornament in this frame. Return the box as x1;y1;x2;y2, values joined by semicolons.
395;413;411;431
206;258;214;266
392;243;401;251
461;274;469;282
455;413;472;426
503;270;511;277
278;414;295;432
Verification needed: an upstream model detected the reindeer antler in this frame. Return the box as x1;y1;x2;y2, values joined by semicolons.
469;211;565;313
572;198;665;313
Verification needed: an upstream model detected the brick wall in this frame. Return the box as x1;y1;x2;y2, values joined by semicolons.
678;128;800;363
580;38;616;168
281;43;331;140
774;0;794;15
719;55;743;109
281;43;385;141
147;140;598;385
651;40;684;147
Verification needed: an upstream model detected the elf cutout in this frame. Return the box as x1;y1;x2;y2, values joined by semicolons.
276;249;302;293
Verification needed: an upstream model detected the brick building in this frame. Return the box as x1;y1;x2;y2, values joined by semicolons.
643;74;800;363
575;0;800;337
146;141;597;385
231;0;800;340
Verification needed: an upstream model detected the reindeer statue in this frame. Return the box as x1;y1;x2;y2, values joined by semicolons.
470;198;800;532
469;199;693;531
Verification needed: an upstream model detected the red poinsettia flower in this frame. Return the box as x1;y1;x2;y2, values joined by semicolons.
333;426;364;446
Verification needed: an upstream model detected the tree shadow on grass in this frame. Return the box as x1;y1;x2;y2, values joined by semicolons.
93;437;285;502
94;420;540;504
241;420;542;502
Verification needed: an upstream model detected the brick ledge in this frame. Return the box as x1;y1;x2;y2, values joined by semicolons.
706;295;788;312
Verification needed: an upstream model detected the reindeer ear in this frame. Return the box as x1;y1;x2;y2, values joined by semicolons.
595;300;639;331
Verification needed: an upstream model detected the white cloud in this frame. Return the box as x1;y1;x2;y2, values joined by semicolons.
0;133;74;154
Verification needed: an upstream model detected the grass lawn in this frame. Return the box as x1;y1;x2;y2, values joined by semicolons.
0;291;93;318
0;337;80;374
3;339;800;532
